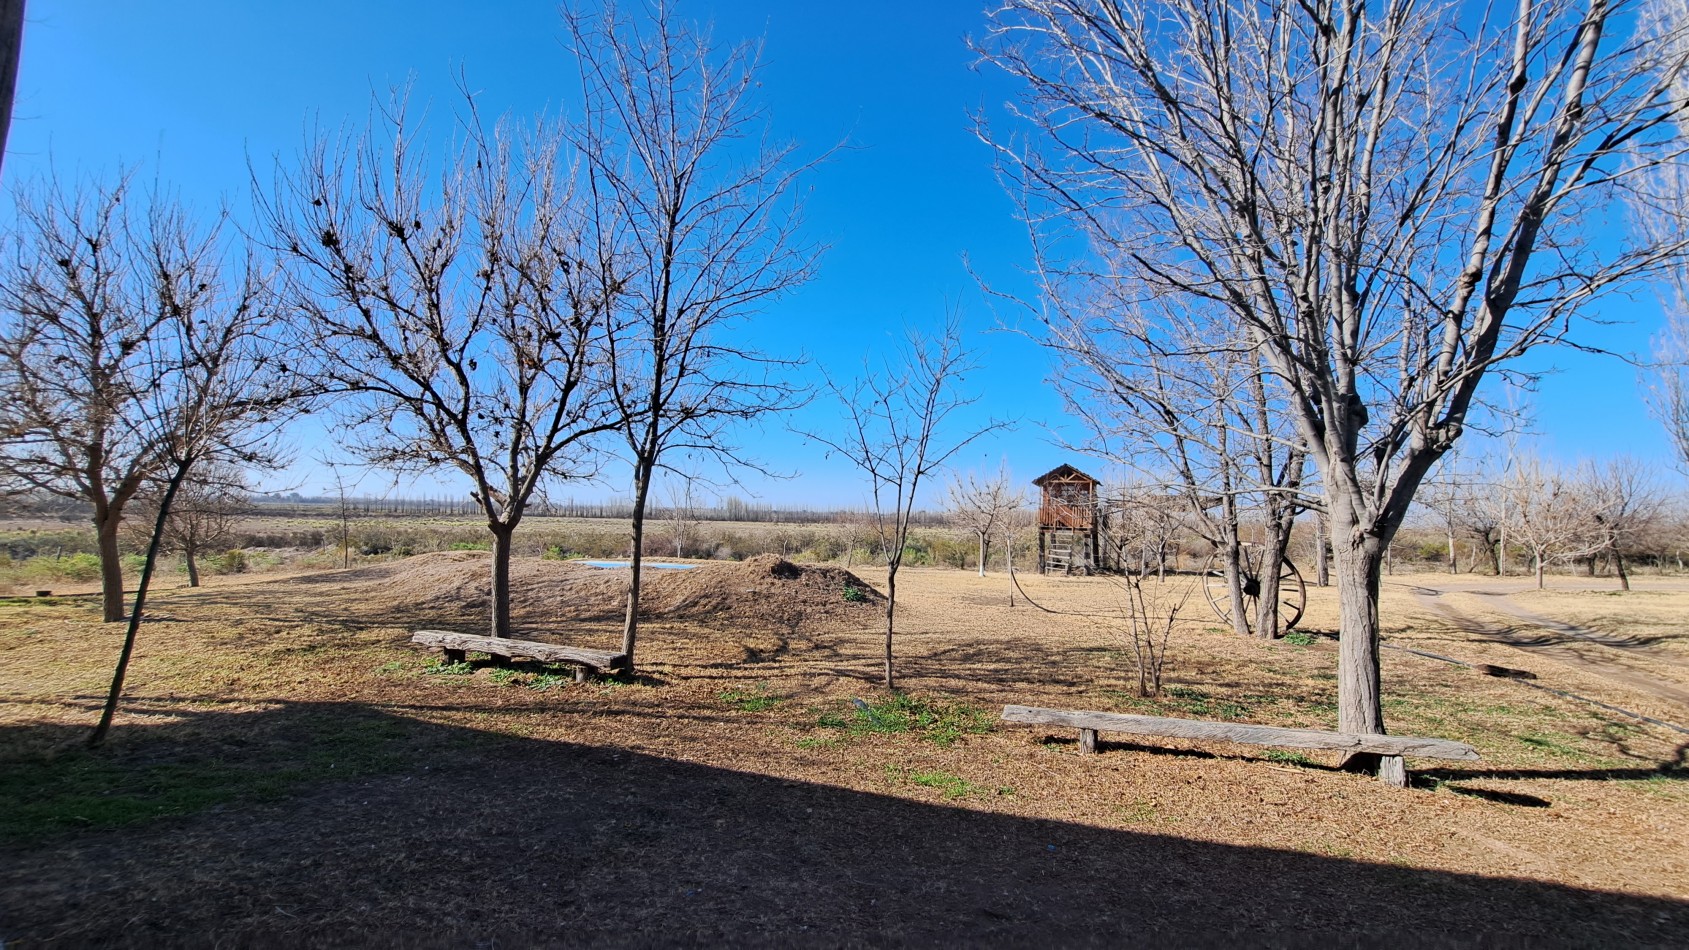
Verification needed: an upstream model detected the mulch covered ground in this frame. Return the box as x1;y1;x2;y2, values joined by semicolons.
1;561;1685;947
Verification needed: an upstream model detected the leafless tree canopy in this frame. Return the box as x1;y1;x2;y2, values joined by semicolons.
806;315;1007;688
124;462;249;588
563;1;821;666
0;174;291;622
258;96;620;638
946;465;1027;576
1637;0;1689;467
983;0;1689;749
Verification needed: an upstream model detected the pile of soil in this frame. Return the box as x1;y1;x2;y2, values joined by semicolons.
347;551;883;632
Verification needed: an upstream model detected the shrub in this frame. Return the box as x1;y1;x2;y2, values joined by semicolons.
23;552;103;582
213;550;249;575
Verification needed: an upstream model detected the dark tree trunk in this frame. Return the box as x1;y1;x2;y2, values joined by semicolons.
183;544;201;588
94;507;126;623
489;523;515;639
620;456;656;669
0;0;23;182
883;566;898;689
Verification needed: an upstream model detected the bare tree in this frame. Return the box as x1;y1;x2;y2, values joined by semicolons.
662;474;703;558
259;96;620;639
0;174;313;747
89;275;297;746
125;462;249;587
0;174;281;623
1446;464;1507;576
1118;573;1190;696
1637;0;1689;469
563;2;820;670
983;0;1689;778
804;316;1006;689
1029;291;1307;636
1107;486;1191;581
1500;455;1603;589
946;464;1026;576
1581;455;1663;590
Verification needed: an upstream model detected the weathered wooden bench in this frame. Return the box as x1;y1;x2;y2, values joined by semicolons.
411;630;629;682
1001;705;1479;787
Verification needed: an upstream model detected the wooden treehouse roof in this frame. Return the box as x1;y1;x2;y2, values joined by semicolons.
1032;463;1100;487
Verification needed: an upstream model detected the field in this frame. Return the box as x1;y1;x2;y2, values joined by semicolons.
1;552;1686;946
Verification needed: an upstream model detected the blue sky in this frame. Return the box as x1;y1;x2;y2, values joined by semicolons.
3;1;1679;508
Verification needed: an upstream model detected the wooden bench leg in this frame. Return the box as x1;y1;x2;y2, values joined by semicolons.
574;665;589;684
1378;755;1408;788
1079;728;1098;755
443;648;466;664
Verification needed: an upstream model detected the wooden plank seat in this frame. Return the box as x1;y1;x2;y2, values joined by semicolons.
1001;705;1479;787
412;630;629;682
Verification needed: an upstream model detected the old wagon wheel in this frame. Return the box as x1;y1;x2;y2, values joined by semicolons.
1201;547;1307;634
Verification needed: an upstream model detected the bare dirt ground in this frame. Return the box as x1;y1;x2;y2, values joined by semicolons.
1;558;1686;947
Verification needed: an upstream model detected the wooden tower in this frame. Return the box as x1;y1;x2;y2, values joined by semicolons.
1034;464;1101;575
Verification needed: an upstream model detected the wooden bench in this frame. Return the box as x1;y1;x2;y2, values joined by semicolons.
1001;705;1479;787
411;630;629;682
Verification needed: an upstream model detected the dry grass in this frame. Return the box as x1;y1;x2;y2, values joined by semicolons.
0;562;1685;946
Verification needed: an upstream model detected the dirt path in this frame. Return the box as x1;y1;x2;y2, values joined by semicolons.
1403;581;1689;710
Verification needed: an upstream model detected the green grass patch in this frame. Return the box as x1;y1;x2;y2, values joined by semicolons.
1262;749;1313;766
815;694;992;747
0;714;415;843
887;765;982;799
720;683;780;712
1281;631;1316;646
527;673;570;691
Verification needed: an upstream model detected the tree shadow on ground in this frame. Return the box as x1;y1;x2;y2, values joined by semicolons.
2;701;1685;948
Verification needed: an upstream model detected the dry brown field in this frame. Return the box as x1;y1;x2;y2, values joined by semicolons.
1;554;1686;946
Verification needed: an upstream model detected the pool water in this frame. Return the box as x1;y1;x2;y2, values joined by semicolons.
580;560;696;570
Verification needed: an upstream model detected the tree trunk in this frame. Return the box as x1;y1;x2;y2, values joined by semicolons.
977;532;987;577
1614;542;1630;592
620;458;656;669
1332;530;1386;740
1005;529;1016;607
94;508;126;623
883;566;898;689
184;545;201;588
489;522;515;639
1255;513;1293;639
1221;531;1251;637
1314;511;1330;587
1535;553;1546;589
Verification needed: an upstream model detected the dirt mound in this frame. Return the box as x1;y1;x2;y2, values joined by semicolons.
345;551;882;632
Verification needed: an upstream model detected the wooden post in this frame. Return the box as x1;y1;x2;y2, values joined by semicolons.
574;665;588;684
1079;728;1097;755
1379;755;1408;788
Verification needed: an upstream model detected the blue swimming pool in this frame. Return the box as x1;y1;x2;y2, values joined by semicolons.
580;560;696;570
